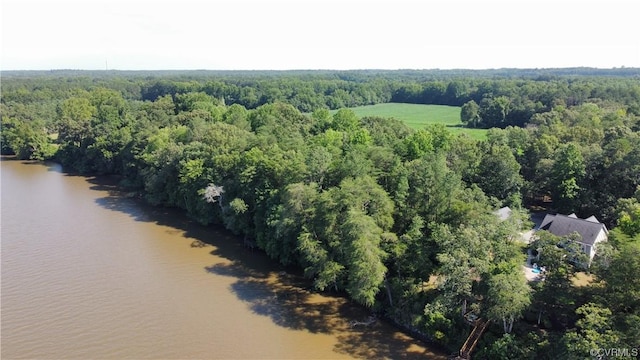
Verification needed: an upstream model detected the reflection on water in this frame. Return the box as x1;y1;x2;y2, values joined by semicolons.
1;158;447;359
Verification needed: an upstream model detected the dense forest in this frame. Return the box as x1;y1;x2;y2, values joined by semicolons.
2;69;639;359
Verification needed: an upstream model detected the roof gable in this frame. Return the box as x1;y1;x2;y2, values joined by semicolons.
539;214;556;229
539;214;608;246
585;215;599;223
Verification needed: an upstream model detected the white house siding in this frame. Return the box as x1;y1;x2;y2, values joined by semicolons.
589;229;608;261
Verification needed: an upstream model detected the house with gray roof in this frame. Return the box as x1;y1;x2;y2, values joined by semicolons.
537;213;608;262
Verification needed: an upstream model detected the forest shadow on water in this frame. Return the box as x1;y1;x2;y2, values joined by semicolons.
205;260;444;359
86;174;446;360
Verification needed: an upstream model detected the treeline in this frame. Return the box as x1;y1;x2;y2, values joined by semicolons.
1;70;639;358
3;68;640;127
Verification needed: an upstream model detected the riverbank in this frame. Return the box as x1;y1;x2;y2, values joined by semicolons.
1;158;449;359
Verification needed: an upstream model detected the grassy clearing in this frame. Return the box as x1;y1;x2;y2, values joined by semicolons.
341;103;487;140
572;272;595;287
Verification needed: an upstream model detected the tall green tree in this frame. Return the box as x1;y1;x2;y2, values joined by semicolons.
56;96;96;147
485;271;531;333
435;224;492;316
550;143;585;213
562;303;620;359
0;117;55;160
268;182;319;265
615;187;640;237
460;100;480;128
296;176;393;307
342;209;388;306
475;144;523;205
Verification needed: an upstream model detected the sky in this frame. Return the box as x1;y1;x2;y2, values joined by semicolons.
2;0;639;71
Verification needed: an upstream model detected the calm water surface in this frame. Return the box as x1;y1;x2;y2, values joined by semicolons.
1;159;446;359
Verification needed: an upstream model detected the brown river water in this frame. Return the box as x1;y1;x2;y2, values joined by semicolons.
1;158;447;359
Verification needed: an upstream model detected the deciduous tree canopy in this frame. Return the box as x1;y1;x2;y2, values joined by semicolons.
2;68;639;358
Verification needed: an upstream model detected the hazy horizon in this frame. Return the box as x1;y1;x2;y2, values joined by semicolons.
3;0;639;71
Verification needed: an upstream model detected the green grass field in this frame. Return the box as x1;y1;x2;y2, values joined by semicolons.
341;103;487;140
